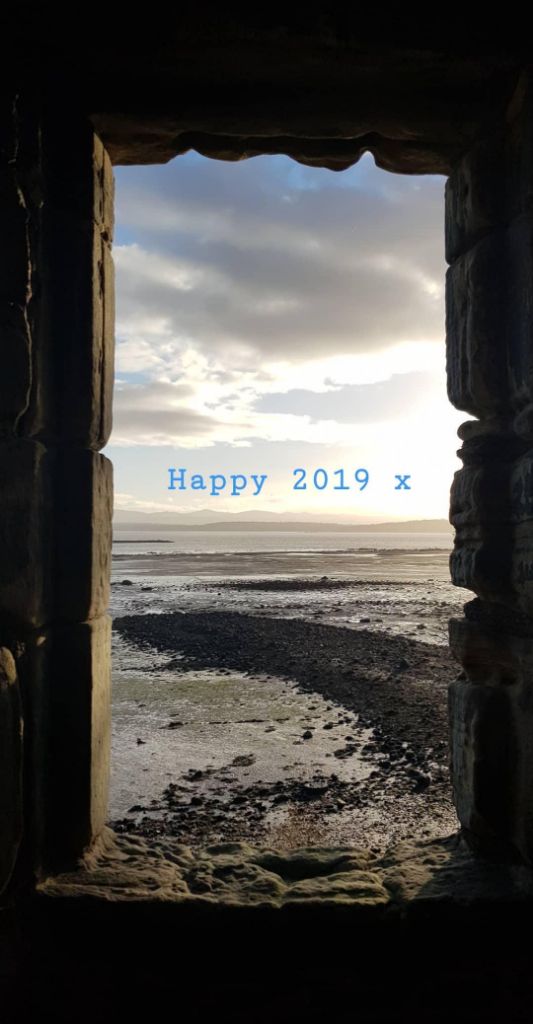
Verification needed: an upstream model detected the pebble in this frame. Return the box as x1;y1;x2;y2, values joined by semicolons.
231;754;256;767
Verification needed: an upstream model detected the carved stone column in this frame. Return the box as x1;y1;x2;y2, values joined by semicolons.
0;95;114;882
447;72;533;862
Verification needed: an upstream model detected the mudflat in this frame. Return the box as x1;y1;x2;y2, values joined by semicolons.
112;608;460;850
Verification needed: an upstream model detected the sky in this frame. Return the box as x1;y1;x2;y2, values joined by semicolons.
105;151;471;521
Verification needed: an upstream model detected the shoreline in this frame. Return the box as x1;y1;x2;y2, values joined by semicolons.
111;610;460;850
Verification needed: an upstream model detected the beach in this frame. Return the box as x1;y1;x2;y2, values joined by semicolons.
109;530;466;850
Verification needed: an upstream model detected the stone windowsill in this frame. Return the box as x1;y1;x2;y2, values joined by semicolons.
36;827;533;910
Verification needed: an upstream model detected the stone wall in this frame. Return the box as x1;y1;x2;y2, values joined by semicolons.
2;50;533;887
0;97;114;886
447;72;533;862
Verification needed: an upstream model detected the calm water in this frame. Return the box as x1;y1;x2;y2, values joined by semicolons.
113;529;453;556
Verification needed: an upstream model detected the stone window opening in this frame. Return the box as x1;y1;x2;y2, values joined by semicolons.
105;150;464;854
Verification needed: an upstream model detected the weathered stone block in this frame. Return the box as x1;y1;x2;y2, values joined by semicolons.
41;119;112;232
93;135;115;242
449;615;522;684
0;647;23;893
446;233;508;416
449;453;516;599
445;133;504;264
513;403;533;441
15;118;115;449
12;629;49;876
0;439;53;628
510;676;533;862
510;518;533;616
450;538;514;602
503;216;533;408
0;105;32;308
510;453;533;522
0;303;32;438
11;616;111;875
445;73;533;265
23;211;115;449
43;616;111;870
0;104;34;437
91;233;115;447
0;443;112;628
449;616;533;862
450;461;510;529
505;72;533;224
54;451;113;622
449;676;515;853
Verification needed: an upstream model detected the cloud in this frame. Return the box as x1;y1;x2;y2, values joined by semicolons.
254;372;441;422
114;153;446;373
110;369;452;449
115;242;443;368
112;380;224;445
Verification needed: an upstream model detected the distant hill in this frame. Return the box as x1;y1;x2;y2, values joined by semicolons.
114;509;452;533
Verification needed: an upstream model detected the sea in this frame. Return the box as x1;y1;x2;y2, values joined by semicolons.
110;529;463;644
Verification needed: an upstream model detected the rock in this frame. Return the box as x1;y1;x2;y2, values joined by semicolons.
302;729;313;740
409;768;432;790
297;783;327;801
183;769;207;781
0;648;22;894
231;754;256;767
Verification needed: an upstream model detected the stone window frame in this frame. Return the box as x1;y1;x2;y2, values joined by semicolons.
3;68;533;897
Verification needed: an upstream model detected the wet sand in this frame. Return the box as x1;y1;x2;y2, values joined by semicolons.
111;552;464;647
112;545;453;580
111;603;462;851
